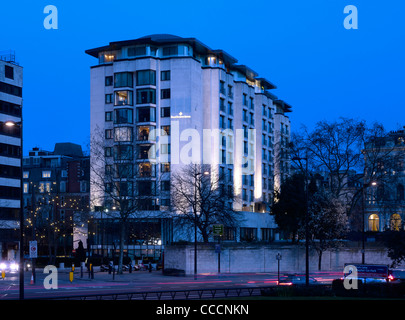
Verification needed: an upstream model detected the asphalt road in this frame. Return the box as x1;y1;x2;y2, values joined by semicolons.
0;269;342;300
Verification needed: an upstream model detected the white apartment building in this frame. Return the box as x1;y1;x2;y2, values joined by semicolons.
86;34;292;246
0;51;22;260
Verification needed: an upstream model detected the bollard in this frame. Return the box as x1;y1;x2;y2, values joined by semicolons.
80;265;83;278
91;264;94;279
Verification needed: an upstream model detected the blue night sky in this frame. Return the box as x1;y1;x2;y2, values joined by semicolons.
1;0;404;154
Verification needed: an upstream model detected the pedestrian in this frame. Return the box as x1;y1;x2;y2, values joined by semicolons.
148;262;152;273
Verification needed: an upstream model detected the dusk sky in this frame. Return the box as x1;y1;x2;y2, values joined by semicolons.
1;0;404;154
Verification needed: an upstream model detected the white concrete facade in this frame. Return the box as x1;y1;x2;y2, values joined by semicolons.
86;34;292;242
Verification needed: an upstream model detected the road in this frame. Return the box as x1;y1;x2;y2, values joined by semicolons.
0;269;343;300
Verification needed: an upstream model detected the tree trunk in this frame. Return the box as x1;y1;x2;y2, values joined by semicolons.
318;250;323;271
118;222;125;274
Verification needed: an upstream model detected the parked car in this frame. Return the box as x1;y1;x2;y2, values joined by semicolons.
278;274;318;286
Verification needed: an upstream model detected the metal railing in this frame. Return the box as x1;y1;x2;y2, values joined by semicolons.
31;286;269;301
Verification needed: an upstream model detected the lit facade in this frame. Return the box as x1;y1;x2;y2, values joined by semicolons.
86;34;292;245
363;129;405;232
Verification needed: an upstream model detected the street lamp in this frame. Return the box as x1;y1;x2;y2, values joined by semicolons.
362;180;377;264
3;120;24;299
292;155;309;286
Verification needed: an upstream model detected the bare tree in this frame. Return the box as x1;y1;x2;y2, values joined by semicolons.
90;126;163;273
170;163;241;243
291;119;401;229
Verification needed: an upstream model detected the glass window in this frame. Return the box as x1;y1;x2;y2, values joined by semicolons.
114;91;133;106
161;70;170;81
160;144;170;154
161;162;170;172
105;76;113;86
368;214;379;232
137;126;156;141
138;145;155;160
105;94;113;104
114;127;133;142
240;227;257;242
105;147;112;157
128;46;146;57
115;164;133;179
390;214;402;231
161;89;170;99
114;145;133;160
162;46;178;56
161;125;170;136
5;66;13;80
105;111;112;122
136;89;156;104
136;70;156;86
114;72;133;88
138;163;155;177
42;171;51;178
137;107;156;122
161;107;170;118
114;108;133;124
105;129;113;139
60;181;66;193
161;180;170;191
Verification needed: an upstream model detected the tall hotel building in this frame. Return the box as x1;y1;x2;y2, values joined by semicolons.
86;34;291;245
0;51;23;260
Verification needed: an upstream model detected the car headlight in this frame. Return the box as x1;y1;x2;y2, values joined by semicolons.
10;263;18;271
0;263;6;270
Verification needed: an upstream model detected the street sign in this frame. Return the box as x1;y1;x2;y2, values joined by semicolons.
344;263;389;279
29;241;38;258
212;224;224;237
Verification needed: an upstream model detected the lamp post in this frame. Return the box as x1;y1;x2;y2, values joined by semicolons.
362;181;377;264
292;155;309;286
4;120;23;299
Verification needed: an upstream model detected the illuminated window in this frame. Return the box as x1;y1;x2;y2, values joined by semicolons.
137;126;156;141
114;127;133;142
23;171;29;179
23;182;28;194
114;90;133;106
390;214;402;231
42;171;51;178
161;163;170;173
368;214;379;232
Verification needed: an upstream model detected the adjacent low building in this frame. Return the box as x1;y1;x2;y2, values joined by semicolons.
22;143;90;256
